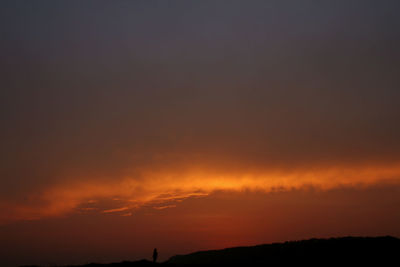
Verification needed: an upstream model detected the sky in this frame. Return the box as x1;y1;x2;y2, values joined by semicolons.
1;1;400;266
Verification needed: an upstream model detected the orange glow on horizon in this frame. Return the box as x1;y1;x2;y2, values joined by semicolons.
2;162;400;224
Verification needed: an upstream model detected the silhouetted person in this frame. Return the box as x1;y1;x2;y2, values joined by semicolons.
153;248;158;263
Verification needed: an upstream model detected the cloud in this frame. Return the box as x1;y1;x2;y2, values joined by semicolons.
102;206;130;213
1;161;399;224
153;205;177;210
1;0;399;228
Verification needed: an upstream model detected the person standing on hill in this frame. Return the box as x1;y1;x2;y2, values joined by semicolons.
153;248;158;263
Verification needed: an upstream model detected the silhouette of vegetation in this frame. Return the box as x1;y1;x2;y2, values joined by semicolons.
21;236;400;267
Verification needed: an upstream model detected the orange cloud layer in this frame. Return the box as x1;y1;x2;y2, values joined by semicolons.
2;162;400;224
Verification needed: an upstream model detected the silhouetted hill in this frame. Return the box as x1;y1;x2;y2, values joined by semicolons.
23;236;400;267
22;259;158;267
167;236;400;266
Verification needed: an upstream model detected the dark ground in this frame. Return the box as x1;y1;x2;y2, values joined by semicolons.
22;236;400;267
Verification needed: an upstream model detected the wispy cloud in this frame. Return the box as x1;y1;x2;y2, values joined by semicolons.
153;204;177;210
1;162;400;224
102;206;130;213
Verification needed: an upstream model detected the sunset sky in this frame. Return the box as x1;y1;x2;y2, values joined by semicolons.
1;1;400;266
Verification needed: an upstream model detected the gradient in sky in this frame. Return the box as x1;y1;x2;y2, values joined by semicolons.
1;1;400;266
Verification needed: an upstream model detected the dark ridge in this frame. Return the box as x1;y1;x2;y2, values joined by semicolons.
167;236;400;266
21;236;400;267
20;260;158;267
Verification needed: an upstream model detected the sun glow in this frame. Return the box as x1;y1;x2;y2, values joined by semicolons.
2;162;400;224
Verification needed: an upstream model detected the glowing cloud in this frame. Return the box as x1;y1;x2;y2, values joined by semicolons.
2;162;399;224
